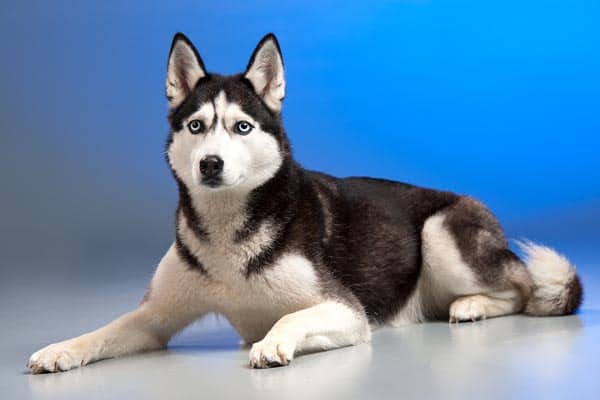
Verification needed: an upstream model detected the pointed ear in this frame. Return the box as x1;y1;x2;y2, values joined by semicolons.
166;33;206;109
244;34;285;112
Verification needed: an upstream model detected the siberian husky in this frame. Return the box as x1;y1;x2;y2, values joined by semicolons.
28;33;582;373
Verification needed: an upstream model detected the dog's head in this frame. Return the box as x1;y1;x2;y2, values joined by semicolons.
166;33;288;193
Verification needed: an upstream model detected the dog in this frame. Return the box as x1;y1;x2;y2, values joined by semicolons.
28;33;583;373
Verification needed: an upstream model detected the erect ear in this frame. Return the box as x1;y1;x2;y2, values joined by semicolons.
244;33;285;112
166;33;206;109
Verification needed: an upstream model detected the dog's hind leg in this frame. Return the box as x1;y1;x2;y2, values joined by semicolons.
420;197;533;323
448;292;523;322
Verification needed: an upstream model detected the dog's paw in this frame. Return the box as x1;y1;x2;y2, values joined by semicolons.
449;295;487;323
249;337;295;369
28;341;90;374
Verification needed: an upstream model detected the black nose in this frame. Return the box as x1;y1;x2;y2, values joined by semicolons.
199;155;224;178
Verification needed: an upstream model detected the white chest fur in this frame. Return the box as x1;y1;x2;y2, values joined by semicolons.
176;199;324;342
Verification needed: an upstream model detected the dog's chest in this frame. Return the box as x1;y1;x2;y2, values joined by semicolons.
194;224;323;341
179;211;323;311
215;251;324;342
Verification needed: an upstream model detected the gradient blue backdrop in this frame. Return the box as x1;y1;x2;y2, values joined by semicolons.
1;1;598;283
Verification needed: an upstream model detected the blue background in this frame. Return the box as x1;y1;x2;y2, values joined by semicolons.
0;1;598;283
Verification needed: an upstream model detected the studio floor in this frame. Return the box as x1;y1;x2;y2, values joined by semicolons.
2;254;599;400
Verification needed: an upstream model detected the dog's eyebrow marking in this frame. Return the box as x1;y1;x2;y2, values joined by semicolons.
187;102;215;129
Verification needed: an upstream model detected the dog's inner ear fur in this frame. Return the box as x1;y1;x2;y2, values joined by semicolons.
245;34;285;112
166;34;206;109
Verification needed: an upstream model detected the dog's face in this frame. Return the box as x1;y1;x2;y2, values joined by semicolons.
166;33;287;194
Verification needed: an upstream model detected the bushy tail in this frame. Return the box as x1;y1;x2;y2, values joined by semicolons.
517;241;583;316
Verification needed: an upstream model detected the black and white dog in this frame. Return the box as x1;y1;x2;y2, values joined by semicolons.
28;33;582;373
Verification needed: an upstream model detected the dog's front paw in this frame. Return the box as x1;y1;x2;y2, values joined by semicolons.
249;337;296;369
28;340;91;374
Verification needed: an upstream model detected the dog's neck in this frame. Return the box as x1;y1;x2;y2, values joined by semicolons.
175;157;301;242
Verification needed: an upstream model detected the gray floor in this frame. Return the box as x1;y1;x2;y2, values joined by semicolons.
2;258;600;400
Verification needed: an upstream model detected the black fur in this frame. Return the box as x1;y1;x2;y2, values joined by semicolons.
320;177;458;321
443;197;521;287
284;173;459;322
564;274;583;314
176;176;209;241
174;227;207;275
237;161;300;276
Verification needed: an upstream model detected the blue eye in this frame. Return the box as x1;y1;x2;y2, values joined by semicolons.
188;119;205;134
235;120;254;135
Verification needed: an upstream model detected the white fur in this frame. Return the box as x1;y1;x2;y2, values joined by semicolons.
421;213;482;296
225;253;325;343
392;212;482;324
167;91;283;195
392;212;523;325
249;301;370;368
517;240;578;315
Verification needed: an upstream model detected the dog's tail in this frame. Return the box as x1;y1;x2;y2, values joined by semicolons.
515;241;583;316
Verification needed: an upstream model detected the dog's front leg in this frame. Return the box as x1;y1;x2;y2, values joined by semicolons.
28;245;209;373
249;301;371;368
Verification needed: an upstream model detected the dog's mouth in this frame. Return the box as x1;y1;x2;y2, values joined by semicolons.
200;175;244;189
201;177;223;188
